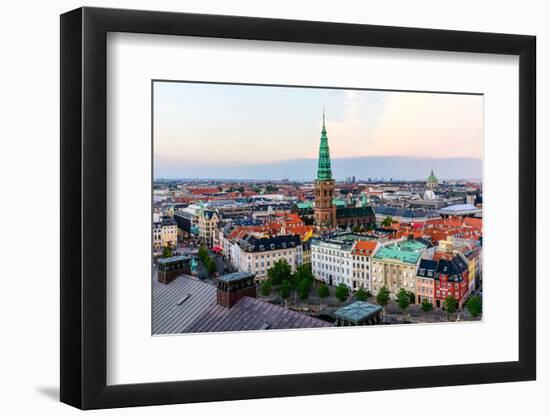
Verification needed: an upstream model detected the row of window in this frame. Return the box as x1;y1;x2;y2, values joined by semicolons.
313;263;350;275
247;250;297;259
436;281;461;289
313;248;350;258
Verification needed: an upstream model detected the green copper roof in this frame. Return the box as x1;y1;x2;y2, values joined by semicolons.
317;110;333;181
334;301;383;323
332;198;346;207
427;170;438;183
296;201;313;210
373;239;427;264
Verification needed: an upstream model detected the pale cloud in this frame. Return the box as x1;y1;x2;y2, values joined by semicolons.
326;90;388;158
153;82;483;170
364;93;483;159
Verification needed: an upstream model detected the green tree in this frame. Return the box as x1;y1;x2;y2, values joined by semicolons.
206;258;217;276
335;283;349;302
318;283;330;300
161;245;172;258
421;299;433;312
376;286;391;308
396;288;411;312
280;279;291;300
267;259;292;286
260;279;272;297
295;263;314;283
297;279;311;300
381;216;394;227
376;285;391;324
198;246;208;262
355;287;368;301
444;295;459;317
466;295;482;318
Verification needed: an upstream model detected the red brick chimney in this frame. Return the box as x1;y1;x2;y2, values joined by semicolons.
216;272;257;308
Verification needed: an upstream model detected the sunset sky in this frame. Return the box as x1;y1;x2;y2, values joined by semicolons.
153;81;483;180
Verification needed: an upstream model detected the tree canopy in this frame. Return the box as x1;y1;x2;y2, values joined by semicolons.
317;283;330;299
260;279;272;297
280;279;291;300
335;283;349;302
396;288;411;312
292;263;314;301
444;295;459;315
267;259;292;286
355;287;368;302
205;258;217;276
421;299;433;312
376;286;391;307
466;295;482;318
161;245;173;258
197;246;208;261
297;279;311;300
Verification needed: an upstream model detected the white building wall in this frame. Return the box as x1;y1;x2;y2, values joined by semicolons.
311;244;353;288
236;246;302;280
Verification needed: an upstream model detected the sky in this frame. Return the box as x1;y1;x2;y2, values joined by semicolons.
153;81;483;180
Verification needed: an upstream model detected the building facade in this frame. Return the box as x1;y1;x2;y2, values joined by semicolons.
198;206;219;248
153;218;178;251
415;259;437;304
311;236;353;287
350;240;379;292
233;234;303;280
433;255;469;309
371;239;429;298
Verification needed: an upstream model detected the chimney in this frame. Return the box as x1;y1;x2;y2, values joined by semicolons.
157;255;191;284
216;272;257;308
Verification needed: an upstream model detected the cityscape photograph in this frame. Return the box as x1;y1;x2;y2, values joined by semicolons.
152;81;483;335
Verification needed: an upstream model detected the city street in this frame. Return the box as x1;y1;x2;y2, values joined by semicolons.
256;281;481;325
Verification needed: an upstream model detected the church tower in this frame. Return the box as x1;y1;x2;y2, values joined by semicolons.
314;110;336;230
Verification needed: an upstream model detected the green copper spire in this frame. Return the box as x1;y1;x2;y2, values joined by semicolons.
317;109;333;180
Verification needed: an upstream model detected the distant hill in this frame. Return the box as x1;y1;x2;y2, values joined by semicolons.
155;156;482;181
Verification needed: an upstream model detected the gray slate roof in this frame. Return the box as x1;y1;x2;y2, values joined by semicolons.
153;274;333;334
157;255;191;265
218;271;255;283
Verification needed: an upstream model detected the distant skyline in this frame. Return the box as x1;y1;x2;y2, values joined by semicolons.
154;81;483;180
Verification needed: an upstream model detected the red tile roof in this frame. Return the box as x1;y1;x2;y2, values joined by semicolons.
351;241;378;256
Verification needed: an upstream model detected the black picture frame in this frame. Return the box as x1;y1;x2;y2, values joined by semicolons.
60;6;536;410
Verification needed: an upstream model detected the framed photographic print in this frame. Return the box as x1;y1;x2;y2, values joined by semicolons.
60;6;536;410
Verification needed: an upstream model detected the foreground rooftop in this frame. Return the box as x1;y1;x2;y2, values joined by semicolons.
153;274;333;334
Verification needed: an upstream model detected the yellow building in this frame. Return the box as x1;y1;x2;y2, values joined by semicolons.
371;239;428;298
198;207;220;248
153;219;177;252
